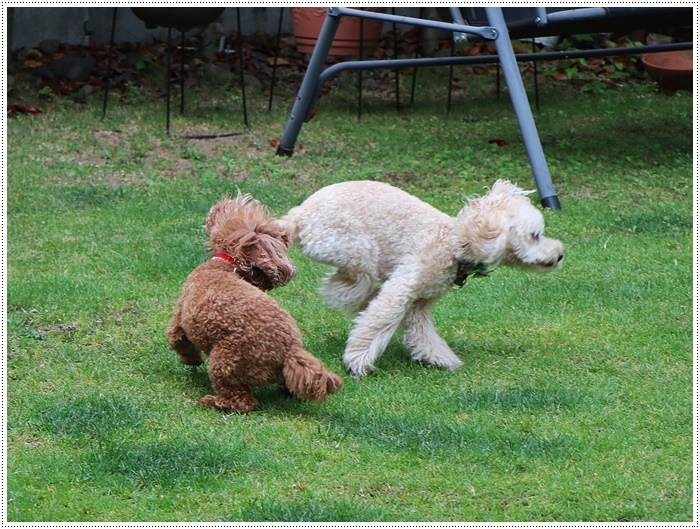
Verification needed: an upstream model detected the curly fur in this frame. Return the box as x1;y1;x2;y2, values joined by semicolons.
167;193;343;411
205;194;296;291
282;180;563;377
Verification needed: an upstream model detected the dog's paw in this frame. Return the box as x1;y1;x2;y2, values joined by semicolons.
404;335;463;370
196;395;219;408
344;358;375;378
197;394;257;413
433;356;464;370
411;349;463;370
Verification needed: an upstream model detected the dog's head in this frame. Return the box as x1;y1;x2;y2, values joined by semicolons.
455;180;563;272
206;193;296;290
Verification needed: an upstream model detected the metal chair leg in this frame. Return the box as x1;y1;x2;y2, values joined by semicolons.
357;16;364;121
180;30;185;115
484;7;559;209
268;7;284;112
237;7;249;128
447;40;455;113
409;7;423;106
101;7;118;120
532;37;540;111
166;26;172;137
391;6;400;111
496;63;501;99
276;8;342;156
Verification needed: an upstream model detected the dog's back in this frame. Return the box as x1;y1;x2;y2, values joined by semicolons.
283;181;454;280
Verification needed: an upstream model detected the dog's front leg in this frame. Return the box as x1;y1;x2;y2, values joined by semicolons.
343;272;417;377
402;299;463;370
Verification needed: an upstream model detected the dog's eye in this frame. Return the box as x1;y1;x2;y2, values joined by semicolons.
531;232;540;240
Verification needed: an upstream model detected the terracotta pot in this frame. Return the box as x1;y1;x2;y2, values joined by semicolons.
642;50;693;94
291;7;386;56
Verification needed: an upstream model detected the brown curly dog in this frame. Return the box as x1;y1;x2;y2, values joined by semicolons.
166;193;343;412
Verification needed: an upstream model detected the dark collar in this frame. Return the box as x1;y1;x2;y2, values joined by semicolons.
454;261;490;288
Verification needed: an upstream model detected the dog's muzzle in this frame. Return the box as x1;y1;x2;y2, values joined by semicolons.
539;253;563;270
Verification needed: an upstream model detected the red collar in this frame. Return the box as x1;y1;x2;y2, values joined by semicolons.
212;252;239;267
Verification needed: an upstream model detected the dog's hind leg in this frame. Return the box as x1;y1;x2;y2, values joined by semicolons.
402;300;463;370
343;272;416;377
320;269;378;313
166;305;203;365
200;345;258;412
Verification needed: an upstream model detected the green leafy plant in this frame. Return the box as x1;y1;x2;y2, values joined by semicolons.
37;85;57;102
541;36;646;91
121;81;142;105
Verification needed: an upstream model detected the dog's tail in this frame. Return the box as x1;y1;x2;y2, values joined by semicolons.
283;349;343;402
278;207;301;244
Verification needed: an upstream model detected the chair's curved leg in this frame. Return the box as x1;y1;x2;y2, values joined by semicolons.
276;9;342;157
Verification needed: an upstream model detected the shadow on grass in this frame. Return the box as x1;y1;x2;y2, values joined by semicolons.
25;393;144;438
455;385;580;413
87;435;256;487
330;411;575;461
320;384;582;461
157;330;350;413
167;366;315;413
18;394;260;487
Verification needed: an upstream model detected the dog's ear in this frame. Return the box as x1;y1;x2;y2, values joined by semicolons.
457;182;525;264
206;197;232;237
236;232;296;290
206;193;256;237
457;201;507;263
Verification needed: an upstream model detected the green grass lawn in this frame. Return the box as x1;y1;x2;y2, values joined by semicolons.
6;66;693;521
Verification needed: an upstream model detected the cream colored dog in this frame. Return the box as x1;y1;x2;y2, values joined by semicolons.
283;180;563;377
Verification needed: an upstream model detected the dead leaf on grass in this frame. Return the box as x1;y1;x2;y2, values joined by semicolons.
8;104;41;115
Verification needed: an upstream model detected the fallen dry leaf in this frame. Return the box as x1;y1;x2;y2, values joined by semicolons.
8;104;42;115
266;57;290;66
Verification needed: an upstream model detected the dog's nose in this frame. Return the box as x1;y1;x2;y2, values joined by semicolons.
557;254;563;263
